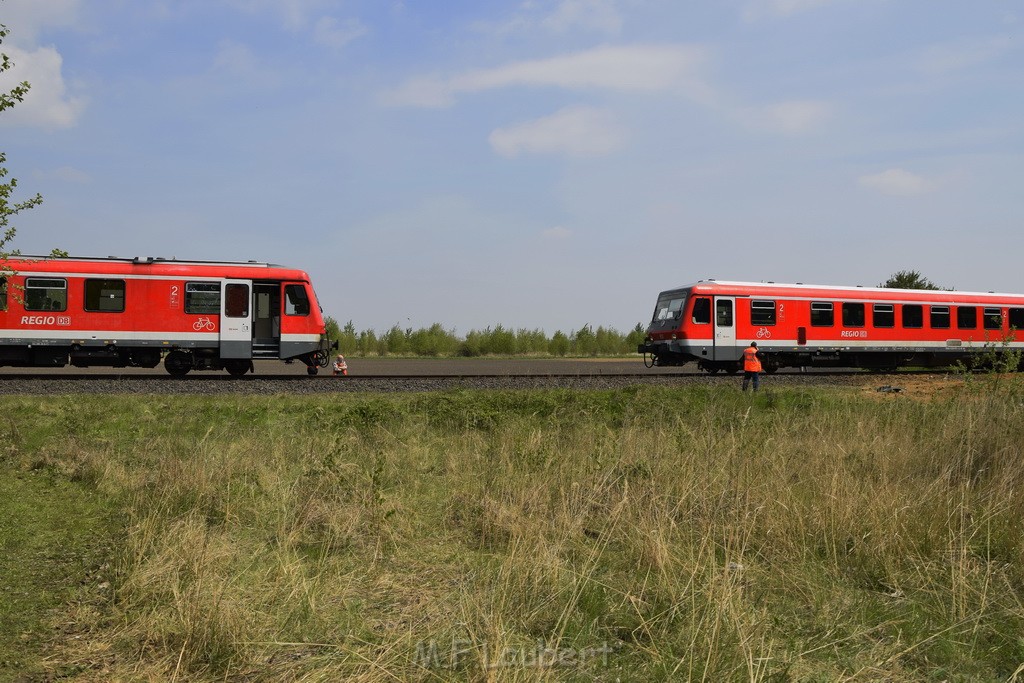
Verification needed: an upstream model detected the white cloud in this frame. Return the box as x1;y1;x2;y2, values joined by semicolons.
34;166;92;183
383;44;706;108
313;16;368;49
542;225;573;239
225;0;335;32
0;45;84;129
165;40;285;99
380;74;452;108
742;0;835;21
541;0;623;34
211;41;261;76
475;0;624;37
915;37;1014;75
858;169;936;197
489;106;627;158
0;0;82;44
212;40;297;91
744;99;831;134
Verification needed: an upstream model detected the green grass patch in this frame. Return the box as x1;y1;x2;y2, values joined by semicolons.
0;468;116;680
3;382;1024;681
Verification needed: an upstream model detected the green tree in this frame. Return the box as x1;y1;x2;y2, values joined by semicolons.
322;316;341;345
325;318;358;355
879;270;945;290
484;324;516;355
572;325;597;356
409;323;459;356
357;328;379;356
548;330;569;357
382;324;409;355
459;329;483;357
1;21;43;260
514;328;548;354
625;322;647;352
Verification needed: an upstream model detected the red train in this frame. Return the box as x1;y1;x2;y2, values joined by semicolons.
0;256;333;376
638;280;1024;373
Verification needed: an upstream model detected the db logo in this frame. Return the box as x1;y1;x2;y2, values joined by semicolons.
20;316;72;326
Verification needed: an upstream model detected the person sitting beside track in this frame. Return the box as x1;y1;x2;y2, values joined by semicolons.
332;354;348;377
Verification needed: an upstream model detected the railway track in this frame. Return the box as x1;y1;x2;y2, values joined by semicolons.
0;368;941;395
0;370;848;381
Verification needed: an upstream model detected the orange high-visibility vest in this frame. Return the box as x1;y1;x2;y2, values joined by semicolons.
743;347;762;372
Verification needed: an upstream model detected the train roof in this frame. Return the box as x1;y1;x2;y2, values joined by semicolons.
663;279;1024;301
2;255;285;267
0;255;311;280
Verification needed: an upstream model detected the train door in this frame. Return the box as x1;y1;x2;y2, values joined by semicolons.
220;279;253;359
713;296;736;361
252;282;281;358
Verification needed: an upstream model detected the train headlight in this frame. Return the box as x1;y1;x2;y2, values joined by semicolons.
671;333;677;339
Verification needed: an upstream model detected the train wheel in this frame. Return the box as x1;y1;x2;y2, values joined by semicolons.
224;360;250;377
165;350;192;377
307;366;319;376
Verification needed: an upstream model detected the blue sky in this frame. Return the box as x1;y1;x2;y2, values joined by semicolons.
1;0;1022;333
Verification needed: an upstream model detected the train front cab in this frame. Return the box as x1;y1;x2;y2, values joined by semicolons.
639;288;752;374
166;278;331;377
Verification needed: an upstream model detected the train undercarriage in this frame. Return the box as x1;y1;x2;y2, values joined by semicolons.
0;337;334;377
639;343;1024;374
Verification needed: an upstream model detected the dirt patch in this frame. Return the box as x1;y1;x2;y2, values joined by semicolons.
855;373;1020;402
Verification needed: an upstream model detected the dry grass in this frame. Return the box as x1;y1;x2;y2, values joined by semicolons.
3;381;1024;681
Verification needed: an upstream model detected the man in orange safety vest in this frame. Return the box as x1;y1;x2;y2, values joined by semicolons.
742;342;762;392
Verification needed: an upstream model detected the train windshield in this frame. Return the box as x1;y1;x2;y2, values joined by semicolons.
651;293;686;324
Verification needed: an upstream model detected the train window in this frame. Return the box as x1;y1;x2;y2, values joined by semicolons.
285;284;310;316
872;304;894;328
984;307;1002;330
716;299;733;327
902;304;923;328
751;300;776;326
691;297;711;324
810;301;833;327
185;282;220;315
929;306;950;329
1009;308;1024;330
225;283;249;318
24;278;67;312
84;279;126;312
957;306;977;329
842;302;865;327
654;297;684;321
0;277;6;312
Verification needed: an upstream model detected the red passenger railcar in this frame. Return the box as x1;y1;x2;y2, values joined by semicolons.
638;280;1024;373
0;256;333;376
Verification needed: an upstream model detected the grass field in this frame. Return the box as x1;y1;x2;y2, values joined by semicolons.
3;379;1024;681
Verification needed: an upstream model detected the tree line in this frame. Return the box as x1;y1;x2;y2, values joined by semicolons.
325;271;953;358
325;319;648;357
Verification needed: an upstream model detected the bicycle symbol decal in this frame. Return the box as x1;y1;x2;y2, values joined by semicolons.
193;317;216;331
756;327;771;339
